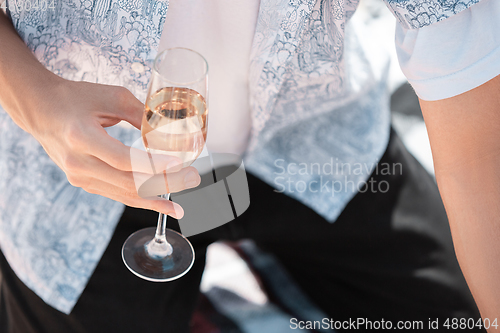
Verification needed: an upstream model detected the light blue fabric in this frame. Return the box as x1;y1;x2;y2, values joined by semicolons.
0;0;485;314
383;0;480;29
244;0;391;222
395;0;500;100
0;0;166;313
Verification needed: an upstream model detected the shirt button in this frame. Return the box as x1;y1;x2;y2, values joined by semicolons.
131;62;145;74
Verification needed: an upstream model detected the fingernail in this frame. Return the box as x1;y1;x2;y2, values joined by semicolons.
172;203;184;219
184;170;200;188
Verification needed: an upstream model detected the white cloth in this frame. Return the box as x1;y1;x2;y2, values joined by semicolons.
395;0;500;101
159;0;260;155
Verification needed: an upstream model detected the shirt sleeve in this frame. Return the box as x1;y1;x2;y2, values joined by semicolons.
390;0;500;101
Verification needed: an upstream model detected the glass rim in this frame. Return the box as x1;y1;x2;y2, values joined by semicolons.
153;47;209;86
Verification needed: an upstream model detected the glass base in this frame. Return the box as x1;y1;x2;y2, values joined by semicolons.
121;227;195;282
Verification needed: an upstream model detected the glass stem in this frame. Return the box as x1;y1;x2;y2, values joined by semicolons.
146;193;173;258
155;193;170;239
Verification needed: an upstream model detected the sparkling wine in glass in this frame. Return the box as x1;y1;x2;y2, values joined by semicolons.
142;87;208;167
122;48;208;282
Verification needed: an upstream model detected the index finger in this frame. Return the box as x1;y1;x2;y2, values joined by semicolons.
86;126;183;174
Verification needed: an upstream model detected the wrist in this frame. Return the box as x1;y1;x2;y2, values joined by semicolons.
11;70;66;135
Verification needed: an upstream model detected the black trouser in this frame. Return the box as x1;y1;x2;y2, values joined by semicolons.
0;130;483;332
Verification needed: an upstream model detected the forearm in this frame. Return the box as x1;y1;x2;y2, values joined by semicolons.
421;75;500;326
0;11;62;133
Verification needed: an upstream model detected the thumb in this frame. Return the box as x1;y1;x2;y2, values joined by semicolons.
105;85;144;130
123;96;144;130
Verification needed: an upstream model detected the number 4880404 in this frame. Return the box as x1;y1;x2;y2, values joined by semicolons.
443;318;498;330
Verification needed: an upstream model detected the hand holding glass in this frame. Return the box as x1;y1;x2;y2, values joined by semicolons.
122;48;208;281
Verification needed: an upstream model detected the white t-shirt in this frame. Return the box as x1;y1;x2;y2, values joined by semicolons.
159;0;261;155
396;0;500;101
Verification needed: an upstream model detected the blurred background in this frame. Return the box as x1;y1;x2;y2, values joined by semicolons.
193;0;435;332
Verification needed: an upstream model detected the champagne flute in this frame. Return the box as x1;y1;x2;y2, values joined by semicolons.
122;48;208;281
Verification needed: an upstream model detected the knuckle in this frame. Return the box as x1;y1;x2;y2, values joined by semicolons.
65;124;86;150
67;174;85;188
110;154;128;170
113;87;142;114
113;86;132;101
61;155;80;173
